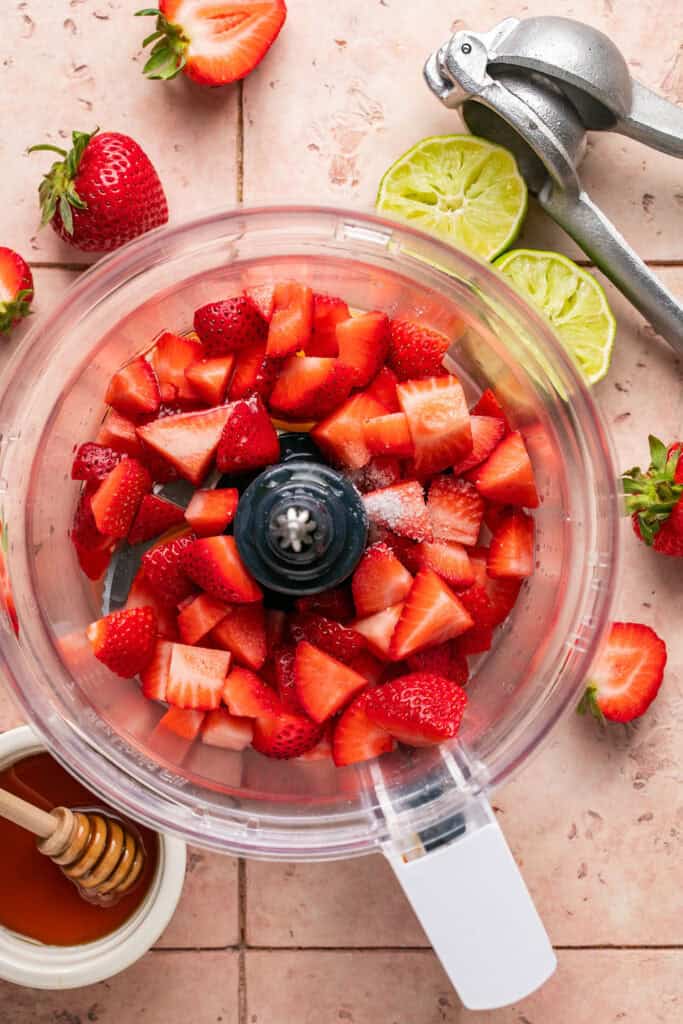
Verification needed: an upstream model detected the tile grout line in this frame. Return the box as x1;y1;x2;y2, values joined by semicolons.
150;942;683;954
238;858;248;1024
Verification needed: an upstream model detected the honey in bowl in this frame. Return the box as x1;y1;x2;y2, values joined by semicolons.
0;751;158;946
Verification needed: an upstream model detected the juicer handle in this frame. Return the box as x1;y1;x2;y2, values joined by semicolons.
384;799;556;1011
618;81;683;158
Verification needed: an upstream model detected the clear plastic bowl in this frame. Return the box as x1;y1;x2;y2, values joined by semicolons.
0;206;618;860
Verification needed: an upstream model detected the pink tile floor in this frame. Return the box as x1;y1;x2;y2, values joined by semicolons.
1;1;682;1021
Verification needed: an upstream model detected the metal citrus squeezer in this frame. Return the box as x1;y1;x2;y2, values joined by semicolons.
424;16;683;352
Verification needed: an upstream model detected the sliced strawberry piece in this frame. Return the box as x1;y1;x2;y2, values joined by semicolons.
418;540;474;589
166;643;231;710
485;575;522;627
151;331;204;405
125;568;179;640
365;366;400;412
223;665;281;717
136;404;230;485
90;458;151;539
336;311;390;388
406;642;468;686
156;707;205;741
427;476;484;546
141;529;197;607
71;486;115;581
362;481;431;542
87;606;157;678
364;672;467;746
332;692;394;766
105;356;160;420
390;570;474;660
373;529;423;574
287;613;365;661
306;292;348;356
363;412;414;458
265;608;287;648
451;416;506;475
193;295;267;356
487;510;535;579
252;711;321;760
578;622;667;723
295;586;354;622
177;593;229;646
469;431;539;508
456;585;495;656
266;282;313;358
212;603;267;670
352;542;413;617
348;650;385;685
185;488;239;537
471;388;510;433
97;409;145;457
228;340;278;402
482;501;512;535
467;546;489;588
201;708;254;750
397;376;472;477
387;319;450;380
272;645;303;713
294;641;367;723
71;442;125;484
311;393;387;469
182;535;262;603
269;356;354;421
185;354;235;406
140;639;173;700
352;603;404;660
127;493;185;545
244;284;275;322
216;394;280;474
347;456;402;495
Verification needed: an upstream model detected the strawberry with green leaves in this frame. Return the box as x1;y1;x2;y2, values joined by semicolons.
623;435;683;557
578;622;667;723
0;248;33;336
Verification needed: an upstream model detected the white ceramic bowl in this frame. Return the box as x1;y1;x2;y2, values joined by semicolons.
0;725;187;990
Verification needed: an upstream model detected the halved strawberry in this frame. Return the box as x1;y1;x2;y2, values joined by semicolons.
427;476;484;546
352;542;413;617
185;488;239;537
306;293;348;357
469;431;539;508
0;246;33;335
311;392;387;469
128;493;185;545
251;711;322;760
387;319;450;380
201;708;253;750
182;535;262;603
269;356;354;421
244;284;275;322
185;354;235;406
336;311;390;388
71;442;125;484
365;366;400;412
271;645;303;713
287;613;365;661
347;456;402;495
141;529;197;607
471;388;510;433
578;622;667;723
87;606;157;678
151;331;203;405
211;603;267;670
97;409;146;458
352;603;404;660
125;568;179;640
223;665;281;717
406;642;468;686
418;540;474;589
363;412;414;458
332;692;394;766
166;642;231;710
294;641;367;723
487;510;535;579
216;394;280;474
105;356;160;420
364;672;467;746
267;282;313;358
362;481;431;542
177;593;229;645
228;341;278;402
390;570;473;660
156;707;205;741
140;639;173;700
90;458;151;539
295;586;354;622
397;376;472;476
194;295;267;355
451;416;506;475
136;404;230;485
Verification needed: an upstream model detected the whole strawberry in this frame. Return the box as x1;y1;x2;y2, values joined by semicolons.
0;248;33;335
623;435;683;557
30;129;168;252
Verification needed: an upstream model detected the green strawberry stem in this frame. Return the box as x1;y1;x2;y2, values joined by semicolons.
0;289;33;334
621;434;683;545
576;684;605;724
135;9;189;80
28;129;98;235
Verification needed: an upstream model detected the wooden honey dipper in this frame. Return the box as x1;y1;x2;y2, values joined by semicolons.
0;785;146;905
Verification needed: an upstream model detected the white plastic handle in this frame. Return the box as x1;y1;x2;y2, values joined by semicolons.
384;798;556;1010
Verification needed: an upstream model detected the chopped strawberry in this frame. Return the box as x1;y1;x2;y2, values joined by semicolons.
363;412;414;458
295;586;354;622
71;487;115;581
307;292;348;357
406;642;468;686
387;319;450;380
128;493;185;545
156;707;205;742
105;356;160;420
364;672;467;746
352;542;413;617
201;708;253;750
182;535;262;603
251;712;322;760
288;613;365;661
362;481;431;542
193;295;267;356
71;442;124;484
451;416;506;475
352;603;404;660
177;593;229;645
125;568;179;640
141;529;197;607
487;510;535;579
90;458;151;539
223;665;281;717
397;376;472;476
578;622;667;723
296;721;334;761
348;649;385;685
347;456;402;494
485;575;522;627
216;394;280;474
469;431;539;508
87;606;157;678
294;641;367;723
185;488;239;536
371;527;422;573
427;476;484;546
266;282;313;358
456;585;494;656
418;540;474;589
185;355;235;406
270;356;354;421
311;393;387;469
482;501;512;535
151;331;204;405
332;692;394;766
467;545;489;588
336;311;390;388
471;388;510;433
136;404;230;485
166;643;231;710
244;284;275;322
212;603;267;670
140;639;173;700
265;608;287;648
228;341;279;402
390;570;473;660
365;366;400;412
97;409;145;457
272;645;303;713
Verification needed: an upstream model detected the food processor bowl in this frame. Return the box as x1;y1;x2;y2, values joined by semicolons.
0;207;619;1009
